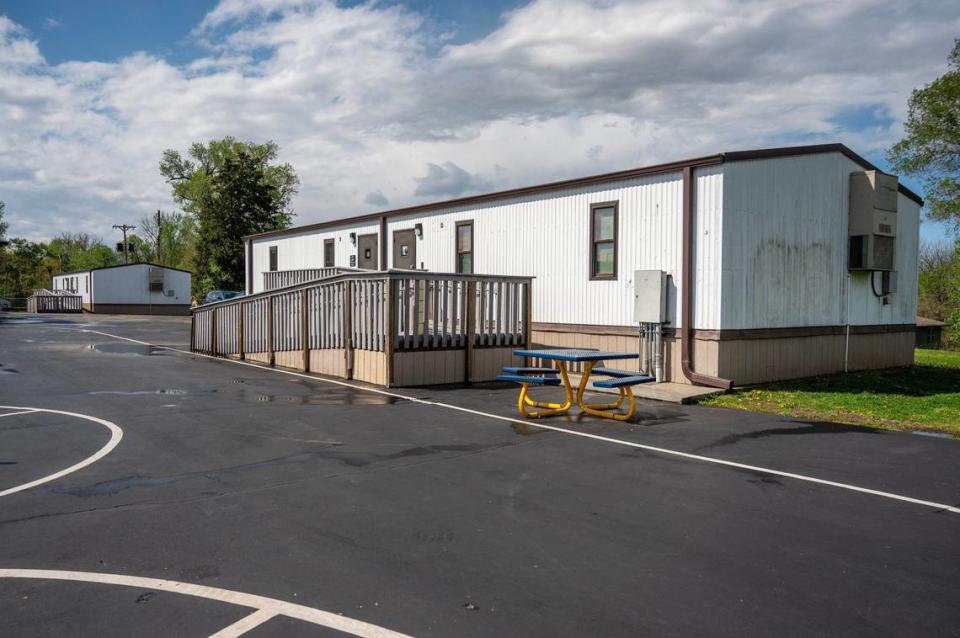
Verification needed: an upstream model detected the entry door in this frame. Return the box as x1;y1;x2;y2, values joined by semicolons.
392;229;417;269
357;234;378;269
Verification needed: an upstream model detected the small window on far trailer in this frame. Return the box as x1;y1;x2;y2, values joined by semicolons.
269;246;278;272
590;202;618;280
323;239;335;268
455;220;474;274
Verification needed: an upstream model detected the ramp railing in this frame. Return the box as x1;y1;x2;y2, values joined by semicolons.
27;289;83;313
192;270;532;386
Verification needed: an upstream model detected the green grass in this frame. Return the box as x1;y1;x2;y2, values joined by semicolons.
699;349;960;436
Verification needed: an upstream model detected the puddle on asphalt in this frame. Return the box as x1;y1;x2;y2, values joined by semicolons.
89;343;159;355
0;316;74;325
247;390;403;405
90;389;187;396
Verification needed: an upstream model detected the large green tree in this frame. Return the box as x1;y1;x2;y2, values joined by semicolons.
160;138;297;295
888;39;960;231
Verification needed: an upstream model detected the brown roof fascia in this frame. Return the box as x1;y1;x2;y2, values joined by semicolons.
244;143;923;242
243;154;724;241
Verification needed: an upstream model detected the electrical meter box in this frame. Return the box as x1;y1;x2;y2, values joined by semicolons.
849;170;898;271
633;270;667;323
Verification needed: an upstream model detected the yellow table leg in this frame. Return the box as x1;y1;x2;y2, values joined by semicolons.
516;361;573;418
576;361;637;421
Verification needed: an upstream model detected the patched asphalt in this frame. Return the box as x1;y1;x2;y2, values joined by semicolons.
1;313;958;637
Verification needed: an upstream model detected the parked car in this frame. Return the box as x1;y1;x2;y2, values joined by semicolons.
0;298;11;311
203;290;244;304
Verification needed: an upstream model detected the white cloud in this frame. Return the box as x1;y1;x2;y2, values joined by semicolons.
0;0;958;241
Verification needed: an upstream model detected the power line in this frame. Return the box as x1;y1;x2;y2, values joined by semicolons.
112;224;136;264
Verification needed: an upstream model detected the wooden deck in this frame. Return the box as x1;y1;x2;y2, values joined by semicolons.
192;270;532;387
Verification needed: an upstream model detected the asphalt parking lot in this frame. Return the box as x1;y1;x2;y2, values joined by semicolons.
1;313;959;637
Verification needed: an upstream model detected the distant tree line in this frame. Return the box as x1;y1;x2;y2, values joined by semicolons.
0;137;296;303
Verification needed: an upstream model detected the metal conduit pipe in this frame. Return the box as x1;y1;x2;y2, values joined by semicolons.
681;166;734;390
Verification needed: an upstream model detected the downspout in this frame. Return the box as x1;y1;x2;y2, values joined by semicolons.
681;165;734;390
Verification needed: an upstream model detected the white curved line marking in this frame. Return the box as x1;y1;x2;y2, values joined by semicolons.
0;569;412;638
75;328;960;515
0;406;123;497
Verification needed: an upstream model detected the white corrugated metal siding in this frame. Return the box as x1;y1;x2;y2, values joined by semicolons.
250;222;379;293
384;168;723;328
720;153;919;329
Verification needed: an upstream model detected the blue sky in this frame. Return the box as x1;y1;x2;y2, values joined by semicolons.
0;0;956;244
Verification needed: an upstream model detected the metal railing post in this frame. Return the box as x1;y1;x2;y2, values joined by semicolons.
238;302;245;361
386;277;397;386
344;281;354;379
465;280;476;383
211;308;219;357
267;295;275;367
301;289;310;372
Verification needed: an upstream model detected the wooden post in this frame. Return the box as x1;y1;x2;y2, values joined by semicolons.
465;280;476;383
267;295;275;367
238;302;245;360
301;289;310;372
386;277;397;387
211;308;218;357
344;281;354;379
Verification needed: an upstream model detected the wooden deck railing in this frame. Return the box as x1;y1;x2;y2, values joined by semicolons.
193;270;532;386
262;267;365;292
27;289;83;313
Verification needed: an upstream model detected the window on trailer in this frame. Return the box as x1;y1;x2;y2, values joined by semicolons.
456;221;474;274
324;239;335;268
269;246;278;272
590;202;618;279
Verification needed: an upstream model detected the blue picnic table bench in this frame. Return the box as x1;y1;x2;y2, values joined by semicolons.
496;349;653;421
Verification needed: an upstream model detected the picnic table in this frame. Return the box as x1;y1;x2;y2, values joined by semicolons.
499;349;650;421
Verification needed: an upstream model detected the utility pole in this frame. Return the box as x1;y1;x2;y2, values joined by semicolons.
113;224;136;264
155;210;162;264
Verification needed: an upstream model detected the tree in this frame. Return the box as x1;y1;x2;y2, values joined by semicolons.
888;40;960;232
0;200;8;241
47;233;117;272
160;138;297;295
138;211;196;270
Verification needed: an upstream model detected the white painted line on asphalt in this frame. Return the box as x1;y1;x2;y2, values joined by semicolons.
0;406;123;497
0;569;412;638
208;608;277;637
0;409;39;419
76;328;960;515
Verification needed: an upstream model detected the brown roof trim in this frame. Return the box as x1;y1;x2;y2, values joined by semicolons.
723;143;924;205
54;262;193;277
244;154;723;241
245;143;923;242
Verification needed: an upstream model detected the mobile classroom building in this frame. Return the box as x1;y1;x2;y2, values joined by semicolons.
243;143;922;387
52;263;192;315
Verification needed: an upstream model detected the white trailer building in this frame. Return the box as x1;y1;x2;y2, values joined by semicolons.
243;144;922;387
52;263;192;315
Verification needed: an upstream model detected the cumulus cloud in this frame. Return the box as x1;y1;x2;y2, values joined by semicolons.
0;0;958;241
413;161;490;197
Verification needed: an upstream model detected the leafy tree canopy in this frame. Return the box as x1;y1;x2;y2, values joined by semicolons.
160;137;297;295
888;40;960;232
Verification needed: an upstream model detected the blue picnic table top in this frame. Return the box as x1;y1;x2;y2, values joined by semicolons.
513;348;639;362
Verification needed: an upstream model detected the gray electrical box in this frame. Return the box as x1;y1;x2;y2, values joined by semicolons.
633;270;667;323
849;170;898;271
